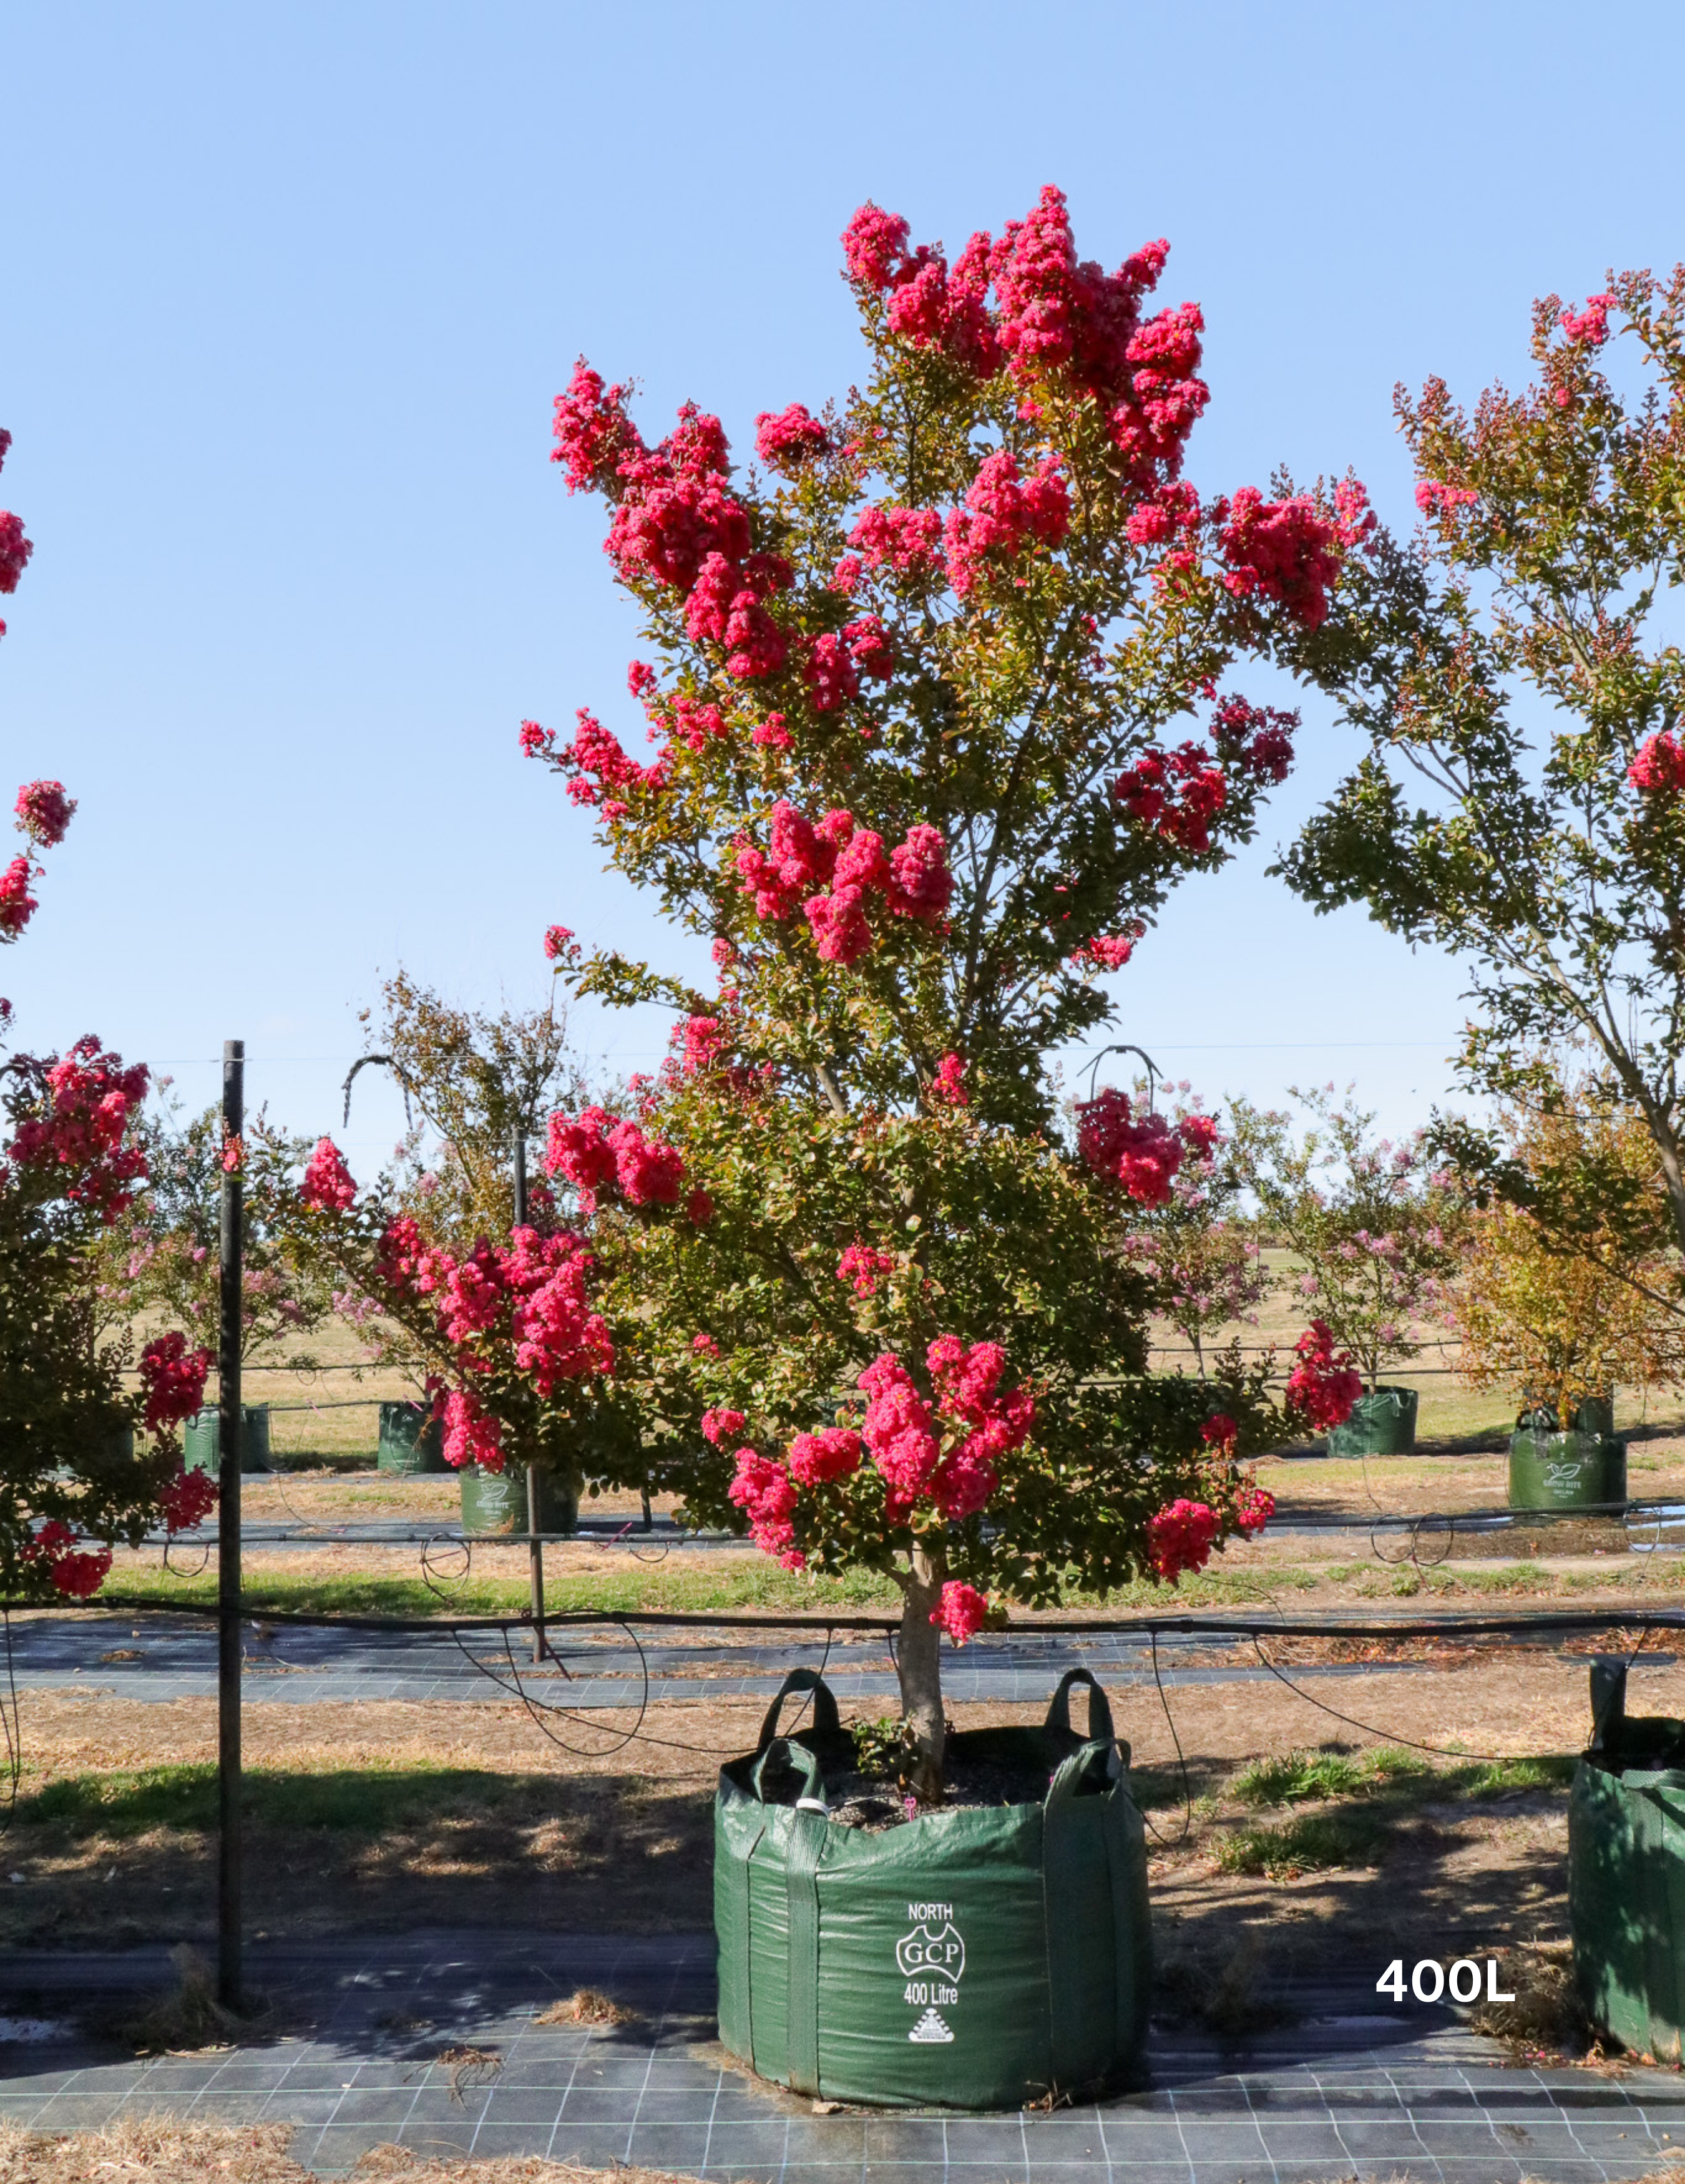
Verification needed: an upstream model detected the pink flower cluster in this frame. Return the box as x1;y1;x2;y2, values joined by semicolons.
1284;1320;1362;1431
1075;1089;1213;1207
943;450;1069;597
1235;1486;1275;1536
544;924;580;965
22;1521;111;1599
727;1450;803;1566
1070;932;1139;972
846;504;945;583
788;1425;864;1484
441;1387;504;1471
755;403;830;470
861;1337;1031;1523
550;369;793;689
13;780;75;849
299;1136;358;1212
551;708;668;821
0;856;36;940
159;1466;218;1533
1415;480;1479;517
388;1228;614;1471
930;1052;969;1107
723;1337;1030;1597
543;1104;695;1216
7;1039;149;1222
735;803;952;965
139;1331;213;1433
1216;482;1370;631
1629;733;1685;795
1210;696;1297;786
1560;293;1616;348
1148;1498;1218;1583
1199;1412;1239;1455
841;190;1206;488
837;1242;896;1295
1112;743;1228;854
931;1580;988;1645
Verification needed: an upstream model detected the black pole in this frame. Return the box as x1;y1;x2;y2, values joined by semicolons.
513;1129;547;1661
217;1040;244;2011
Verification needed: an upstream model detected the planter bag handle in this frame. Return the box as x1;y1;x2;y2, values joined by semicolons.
1045;1667;1115;1750
749;1735;829;1813
755;1667;842;1754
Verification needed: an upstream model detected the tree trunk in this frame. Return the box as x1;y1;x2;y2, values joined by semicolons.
896;1543;946;1803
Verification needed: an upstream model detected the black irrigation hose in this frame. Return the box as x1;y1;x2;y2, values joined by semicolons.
22;1595;1685;1642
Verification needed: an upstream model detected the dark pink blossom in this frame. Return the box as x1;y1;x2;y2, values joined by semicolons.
299;1137;357;1212
930;1581;989;1644
13;781;74;849
930;1052;969;1106
140;1332;212;1433
1075;1088;1184;1206
1216;489;1348;631
788;1426;862;1484
1147;1499;1217;1582
755;403;830;469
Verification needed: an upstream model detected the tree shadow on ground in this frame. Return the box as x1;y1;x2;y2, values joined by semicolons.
0;1765;716;1951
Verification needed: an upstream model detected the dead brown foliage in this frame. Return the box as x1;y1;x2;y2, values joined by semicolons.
0;2115;708;2183
1468;1942;1591;2057
534;1986;636;2026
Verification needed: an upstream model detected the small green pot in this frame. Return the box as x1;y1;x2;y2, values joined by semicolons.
1327;1384;1419;1459
459;1460;580;1537
376;1402;447;1475
183;1405;271;1476
1508;1428;1627;1511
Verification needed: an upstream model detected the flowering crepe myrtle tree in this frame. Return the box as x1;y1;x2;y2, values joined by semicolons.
112;1099;337;1372
0;431;215;1599
530;190;1367;1794
1272;271;1685;1306
282;1134;663;1491
1107;1080;1269;1377
1228;1084;1463;1392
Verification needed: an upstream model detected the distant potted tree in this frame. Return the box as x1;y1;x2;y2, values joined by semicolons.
1447;1063;1683;1508
1230;1083;1461;1455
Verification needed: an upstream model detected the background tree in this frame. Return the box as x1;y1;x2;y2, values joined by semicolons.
1228;1083;1461;1392
1447;1060;1685;1421
1274;270;1685;1304
532;188;1364;1793
1108;1077;1267;1377
113;1097;335;1372
347;970;591;1251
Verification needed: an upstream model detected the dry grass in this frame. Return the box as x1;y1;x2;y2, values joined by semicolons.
1468;1941;1591;2058
434;2044;502;2100
534;1986;638;2026
0;2115;708;2182
0;2114;306;2182
118;1944;255;2055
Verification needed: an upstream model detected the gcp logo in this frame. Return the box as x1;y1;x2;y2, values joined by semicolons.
896;1921;965;1981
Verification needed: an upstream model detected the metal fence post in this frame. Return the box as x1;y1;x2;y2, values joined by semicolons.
513;1130;547;1662
217;1038;244;2012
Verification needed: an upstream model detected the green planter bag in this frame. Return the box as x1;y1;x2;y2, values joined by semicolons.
1327;1385;1418;1458
458;1459;580;1536
715;1667;1151;2109
376;1402;447;1475
1508;1424;1626;1510
1570;1662;1685;2059
183;1405;270;1476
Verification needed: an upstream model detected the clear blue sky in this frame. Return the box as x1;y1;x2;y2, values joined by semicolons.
3;0;1679;1170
